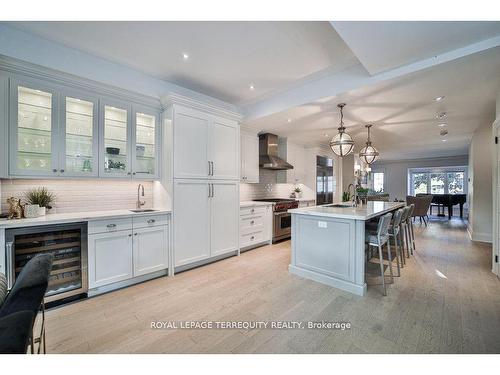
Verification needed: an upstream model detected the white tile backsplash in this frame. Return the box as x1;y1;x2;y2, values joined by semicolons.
0;179;153;214
240;169;315;201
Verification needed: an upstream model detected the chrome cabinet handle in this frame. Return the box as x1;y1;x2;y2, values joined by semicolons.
212;184;215;197
208;161;211;176
6;242;13;289
211;161;214;176
107;224;117;228
147;219;155;224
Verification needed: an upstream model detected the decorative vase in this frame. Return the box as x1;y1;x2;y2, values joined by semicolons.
24;204;40;218
296;192;302;198
38;206;46;216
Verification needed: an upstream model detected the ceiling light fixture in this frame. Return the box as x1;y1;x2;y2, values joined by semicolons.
435;96;445;102
359;124;380;165
330;103;354;157
442;139;447;142
438;123;446;127
182;53;189;60
287;118;292;123
249;84;255;90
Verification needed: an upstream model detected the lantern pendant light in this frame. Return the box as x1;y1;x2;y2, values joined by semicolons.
359;124;379;164
330;103;355;157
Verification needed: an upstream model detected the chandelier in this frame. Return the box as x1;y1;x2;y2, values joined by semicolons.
359;124;379;164
330;103;354;157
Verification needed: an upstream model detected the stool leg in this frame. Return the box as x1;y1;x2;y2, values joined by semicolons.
404;224;410;258
394;234;401;276
410;221;416;253
378;244;387;296
387;240;394;282
399;230;405;265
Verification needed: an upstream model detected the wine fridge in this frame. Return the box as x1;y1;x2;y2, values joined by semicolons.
5;222;88;303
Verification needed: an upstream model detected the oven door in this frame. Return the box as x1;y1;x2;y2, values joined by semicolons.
273;211;292;241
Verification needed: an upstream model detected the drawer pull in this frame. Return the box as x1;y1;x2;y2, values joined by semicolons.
147;219;156;224
251;208;255;213
250;236;255;240
107;224;117;228
250;220;255;225
128;234;132;237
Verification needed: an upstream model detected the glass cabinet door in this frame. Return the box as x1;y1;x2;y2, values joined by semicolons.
12;84;58;176
61;95;98;176
132;109;159;178
101;102;131;177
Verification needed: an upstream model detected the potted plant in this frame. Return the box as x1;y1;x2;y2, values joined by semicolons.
293;186;302;199
342;191;351;202
24;187;55;216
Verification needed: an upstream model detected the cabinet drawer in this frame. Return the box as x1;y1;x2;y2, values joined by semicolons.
88;218;133;234
240;215;264;235
240;206;267;217
240;231;264;248
133;214;168;229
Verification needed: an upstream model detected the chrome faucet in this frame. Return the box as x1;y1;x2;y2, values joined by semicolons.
348;182;358;207
137;184;146;209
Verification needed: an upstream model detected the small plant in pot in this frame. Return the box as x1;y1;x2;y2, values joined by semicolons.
293;186;302;199
24;187;55;216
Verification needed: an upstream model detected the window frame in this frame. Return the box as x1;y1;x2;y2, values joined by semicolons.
372;171;385;193
408;166;467;196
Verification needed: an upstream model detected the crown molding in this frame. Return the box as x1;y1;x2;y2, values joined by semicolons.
161;92;242;122
0;54;161;109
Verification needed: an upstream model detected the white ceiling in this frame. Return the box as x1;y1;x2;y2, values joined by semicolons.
332;21;500;75
245;47;500;161
8;21;359;105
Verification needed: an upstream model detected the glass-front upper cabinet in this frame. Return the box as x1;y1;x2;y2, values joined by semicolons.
60;93;98;177
132;107;160;178
100;99;132;177
10;80;59;176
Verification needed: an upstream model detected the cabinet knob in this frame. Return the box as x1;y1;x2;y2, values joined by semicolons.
128;234;132;237
147;219;155;224
134;233;138;236
127;172;131;175
133;172;136;175
250;220;255;225
52;169;57;173
60;169;64;173
107;224;117;228
250;236;255;240
251;209;255;213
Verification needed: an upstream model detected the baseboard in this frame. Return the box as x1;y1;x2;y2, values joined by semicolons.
467;226;492;243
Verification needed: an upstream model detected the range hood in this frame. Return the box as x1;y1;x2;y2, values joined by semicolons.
259;133;293;170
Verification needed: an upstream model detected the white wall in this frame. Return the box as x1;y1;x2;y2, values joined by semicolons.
371;155;469;201
0;179;154;214
468;123;493;242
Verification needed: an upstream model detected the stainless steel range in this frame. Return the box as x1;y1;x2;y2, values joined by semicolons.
253;198;299;243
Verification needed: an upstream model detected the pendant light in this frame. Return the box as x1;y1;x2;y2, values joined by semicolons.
359;124;379;164
330;103;355;157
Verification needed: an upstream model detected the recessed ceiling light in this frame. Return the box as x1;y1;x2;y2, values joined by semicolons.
287;118;292;123
442;139;447;142
323;133;329;137
249;84;255;90
436;112;447;119
438;123;446;127
435;96;445;102
182;53;189;60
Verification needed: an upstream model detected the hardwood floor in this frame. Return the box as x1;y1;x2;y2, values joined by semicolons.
42;217;500;353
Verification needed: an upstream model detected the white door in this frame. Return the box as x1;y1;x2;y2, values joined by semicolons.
210;181;239;257
88;230;133;288
173;180;211;267
210;116;239;180
242;133;259;183
173;106;210;179
133;225;168;276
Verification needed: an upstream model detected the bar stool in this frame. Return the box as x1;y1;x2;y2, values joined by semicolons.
365;212;393;296
388;208;403;276
399;206;410;262
406;204;416;255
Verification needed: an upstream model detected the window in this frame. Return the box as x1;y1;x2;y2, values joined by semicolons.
373;172;384;192
408;167;467;195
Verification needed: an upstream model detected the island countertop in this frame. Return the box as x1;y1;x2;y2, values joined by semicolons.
288;201;404;221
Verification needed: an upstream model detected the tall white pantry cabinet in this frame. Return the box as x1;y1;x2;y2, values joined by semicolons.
164;95;241;272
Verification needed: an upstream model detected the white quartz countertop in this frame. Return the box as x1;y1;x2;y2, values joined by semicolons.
288;201;404;221
240;201;274;207
0;209;171;229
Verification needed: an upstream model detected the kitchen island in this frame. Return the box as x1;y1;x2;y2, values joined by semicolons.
288;201;404;296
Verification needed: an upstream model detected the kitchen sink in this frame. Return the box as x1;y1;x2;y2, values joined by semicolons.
129;209;159;213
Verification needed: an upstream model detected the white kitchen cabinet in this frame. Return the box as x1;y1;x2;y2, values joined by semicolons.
277;140;306;184
240;204;272;251
9;78;60;177
173;179;211;267
210;181;239;256
88;230;134;288
0;74;8;178
173;105;238;181
240;132;259;183
173;179;239;268
133;225;168;276
210;116;239;180
132;106;161;179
